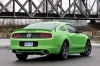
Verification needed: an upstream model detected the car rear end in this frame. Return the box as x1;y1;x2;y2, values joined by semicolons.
11;29;61;55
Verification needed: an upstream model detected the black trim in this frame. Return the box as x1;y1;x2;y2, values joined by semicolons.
19;41;38;47
70;47;85;51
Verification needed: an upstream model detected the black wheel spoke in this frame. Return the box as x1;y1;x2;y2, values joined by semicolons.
80;40;92;56
59;41;69;60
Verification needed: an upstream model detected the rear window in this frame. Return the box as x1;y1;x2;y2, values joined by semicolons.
24;22;59;30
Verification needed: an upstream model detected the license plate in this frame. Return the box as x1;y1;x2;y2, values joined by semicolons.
24;42;33;46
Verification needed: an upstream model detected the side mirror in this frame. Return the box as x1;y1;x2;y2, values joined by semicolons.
78;30;82;33
76;30;82;33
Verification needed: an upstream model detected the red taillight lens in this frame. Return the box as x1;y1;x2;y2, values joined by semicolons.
12;33;20;38
40;33;52;38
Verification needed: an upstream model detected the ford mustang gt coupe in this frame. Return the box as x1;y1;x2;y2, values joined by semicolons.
10;22;92;60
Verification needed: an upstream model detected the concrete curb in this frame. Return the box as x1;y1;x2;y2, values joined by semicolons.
91;43;100;47
91;41;100;44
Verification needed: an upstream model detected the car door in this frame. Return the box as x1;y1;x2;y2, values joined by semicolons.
65;24;84;50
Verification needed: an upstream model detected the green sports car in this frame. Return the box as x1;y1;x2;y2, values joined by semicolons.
10;22;92;60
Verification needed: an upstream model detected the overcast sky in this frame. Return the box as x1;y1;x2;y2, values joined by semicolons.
1;0;98;12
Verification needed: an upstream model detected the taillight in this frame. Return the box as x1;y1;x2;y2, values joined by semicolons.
12;33;20;38
40;33;52;38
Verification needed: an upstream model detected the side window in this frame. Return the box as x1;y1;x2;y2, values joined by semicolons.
65;24;76;33
60;26;66;31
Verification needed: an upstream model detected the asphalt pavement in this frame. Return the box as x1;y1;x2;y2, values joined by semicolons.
0;46;100;66
0;39;100;66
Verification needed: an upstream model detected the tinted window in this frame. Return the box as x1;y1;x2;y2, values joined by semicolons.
65;24;76;33
24;22;59;30
60;26;66;31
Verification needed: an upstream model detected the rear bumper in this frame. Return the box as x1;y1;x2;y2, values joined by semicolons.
11;38;61;54
11;47;60;55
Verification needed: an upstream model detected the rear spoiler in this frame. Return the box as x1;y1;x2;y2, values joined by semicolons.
13;28;52;32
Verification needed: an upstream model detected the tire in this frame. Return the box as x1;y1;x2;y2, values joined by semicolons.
80;40;92;56
16;54;28;60
59;41;69;60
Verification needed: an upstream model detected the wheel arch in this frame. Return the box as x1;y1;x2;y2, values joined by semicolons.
84;38;91;47
58;35;70;50
86;38;91;44
60;39;70;49
64;39;69;47
87;39;90;42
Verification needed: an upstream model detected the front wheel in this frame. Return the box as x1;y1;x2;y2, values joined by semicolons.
80;40;92;56
16;54;28;60
59;41;69;60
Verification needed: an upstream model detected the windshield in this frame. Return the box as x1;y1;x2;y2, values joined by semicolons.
24;22;60;30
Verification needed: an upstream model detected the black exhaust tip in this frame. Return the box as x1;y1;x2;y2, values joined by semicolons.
44;50;49;55
12;50;16;53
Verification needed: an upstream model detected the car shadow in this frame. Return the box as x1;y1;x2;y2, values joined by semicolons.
13;54;91;63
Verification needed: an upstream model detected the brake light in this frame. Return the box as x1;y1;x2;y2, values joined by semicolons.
12;33;20;38
40;33;52;38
